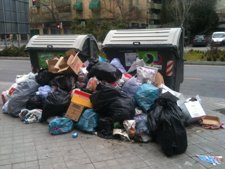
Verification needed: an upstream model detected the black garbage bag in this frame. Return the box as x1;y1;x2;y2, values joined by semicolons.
86;57;99;72
90;84;135;122
35;69;55;86
96;117;114;139
26;95;44;110
50;74;76;92
41;89;71;122
88;62;122;83
147;92;188;157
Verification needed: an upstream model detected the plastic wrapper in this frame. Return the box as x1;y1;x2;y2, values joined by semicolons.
197;155;222;166
86;77;99;92
123;120;136;138
134;83;160;113
5;79;39;117
136;66;158;84
110;58;126;73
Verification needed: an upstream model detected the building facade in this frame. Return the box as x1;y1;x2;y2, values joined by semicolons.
216;0;225;30
0;0;29;46
29;0;162;36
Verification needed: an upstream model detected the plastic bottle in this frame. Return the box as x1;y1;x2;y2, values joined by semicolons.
72;132;78;138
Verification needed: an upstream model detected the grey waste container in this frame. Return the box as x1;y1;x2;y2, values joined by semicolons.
102;28;184;91
25;34;99;72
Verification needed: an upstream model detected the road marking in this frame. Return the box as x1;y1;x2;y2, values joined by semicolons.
184;77;202;80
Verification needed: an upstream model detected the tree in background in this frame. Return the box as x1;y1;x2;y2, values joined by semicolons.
31;0;71;22
161;0;218;37
71;18;127;42
188;0;218;36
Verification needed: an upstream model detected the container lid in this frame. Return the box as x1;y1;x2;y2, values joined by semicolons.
25;34;95;50
102;28;182;48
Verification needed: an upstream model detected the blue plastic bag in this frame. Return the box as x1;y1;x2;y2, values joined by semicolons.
75;109;99;133
134;84;160;113
49;117;74;135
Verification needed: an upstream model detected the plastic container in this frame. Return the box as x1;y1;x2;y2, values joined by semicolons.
72;132;78;138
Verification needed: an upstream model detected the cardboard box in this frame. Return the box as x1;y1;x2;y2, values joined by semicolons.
67;53;83;75
201;115;220;126
65;102;85;121
71;90;92;108
46;59;59;73
184;100;206;118
154;72;164;87
54;56;73;74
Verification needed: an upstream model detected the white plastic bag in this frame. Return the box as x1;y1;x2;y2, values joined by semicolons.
136;66;158;84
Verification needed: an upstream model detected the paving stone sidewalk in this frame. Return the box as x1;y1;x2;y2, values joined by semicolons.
0;96;225;169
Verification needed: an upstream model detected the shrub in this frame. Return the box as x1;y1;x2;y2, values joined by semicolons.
184;50;205;61
0;45;28;57
185;47;225;62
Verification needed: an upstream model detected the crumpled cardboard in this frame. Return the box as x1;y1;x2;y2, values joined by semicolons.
46;52;83;74
154;72;165;87
67;53;83;75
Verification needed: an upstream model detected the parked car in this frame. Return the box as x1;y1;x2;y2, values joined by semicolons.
192;35;208;47
210;32;225;46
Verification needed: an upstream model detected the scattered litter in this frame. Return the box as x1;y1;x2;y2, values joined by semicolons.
196;155;223;166
72;132;78;138
201;115;221;129
221;122;225;129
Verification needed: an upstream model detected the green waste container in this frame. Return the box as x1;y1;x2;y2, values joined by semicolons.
102;28;184;91
25;34;99;73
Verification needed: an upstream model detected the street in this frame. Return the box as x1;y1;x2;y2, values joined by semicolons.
180;65;225;99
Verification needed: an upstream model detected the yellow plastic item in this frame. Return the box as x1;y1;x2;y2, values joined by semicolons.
71;94;92;108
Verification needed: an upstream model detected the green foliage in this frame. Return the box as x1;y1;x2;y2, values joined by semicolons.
161;0;218;37
184;50;205;61
71;18;128;42
0;45;29;57
188;0;218;36
184;48;225;62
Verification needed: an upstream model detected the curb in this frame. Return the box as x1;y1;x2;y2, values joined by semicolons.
0;57;29;60
184;61;225;65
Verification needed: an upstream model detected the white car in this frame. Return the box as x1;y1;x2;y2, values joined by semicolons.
211;32;225;46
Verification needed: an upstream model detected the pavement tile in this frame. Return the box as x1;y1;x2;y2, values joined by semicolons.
12;162;26;169
0;159;12;166
65;161;95;169
25;161;39;168
1;96;225;169
0;164;12;169
185;144;206;157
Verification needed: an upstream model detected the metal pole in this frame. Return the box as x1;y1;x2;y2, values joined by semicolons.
15;0;21;47
1;0;7;47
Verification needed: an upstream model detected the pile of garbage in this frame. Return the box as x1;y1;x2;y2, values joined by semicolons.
1;49;216;157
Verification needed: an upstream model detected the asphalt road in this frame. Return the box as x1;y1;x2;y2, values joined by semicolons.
180;64;225;99
0;60;225;99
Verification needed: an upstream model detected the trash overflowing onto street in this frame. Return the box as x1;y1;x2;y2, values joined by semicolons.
1;48;223;158
1;29;224;159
